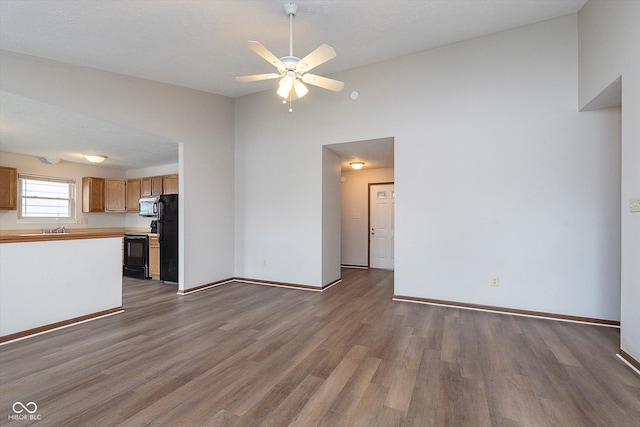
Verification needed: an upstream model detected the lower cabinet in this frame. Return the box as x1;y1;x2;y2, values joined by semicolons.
148;235;160;279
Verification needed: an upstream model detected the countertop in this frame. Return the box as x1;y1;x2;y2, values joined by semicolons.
0;228;151;244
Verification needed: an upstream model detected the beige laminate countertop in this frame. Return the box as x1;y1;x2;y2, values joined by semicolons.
0;228;151;244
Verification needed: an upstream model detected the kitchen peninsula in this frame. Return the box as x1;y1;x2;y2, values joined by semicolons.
0;229;124;342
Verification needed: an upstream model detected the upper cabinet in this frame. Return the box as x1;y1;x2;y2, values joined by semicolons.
82;177;105;212
141;176;164;196
163;174;179;194
83;173;178;214
151;176;163;196
0;166;18;210
126;179;141;213
105;179;127;212
141;177;152;197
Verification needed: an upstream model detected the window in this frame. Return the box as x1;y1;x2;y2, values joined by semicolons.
18;174;76;220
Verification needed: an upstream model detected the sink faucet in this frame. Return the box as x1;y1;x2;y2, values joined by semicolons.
49;226;66;233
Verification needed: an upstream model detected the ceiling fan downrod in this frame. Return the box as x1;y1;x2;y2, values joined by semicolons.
284;3;297;58
285;3;298;112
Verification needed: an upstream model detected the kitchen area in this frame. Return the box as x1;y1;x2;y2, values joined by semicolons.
82;171;179;283
112;174;179;284
124;193;178;284
0;152;180;342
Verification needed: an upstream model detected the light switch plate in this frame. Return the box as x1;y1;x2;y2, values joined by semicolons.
631;198;640;213
352;213;361;219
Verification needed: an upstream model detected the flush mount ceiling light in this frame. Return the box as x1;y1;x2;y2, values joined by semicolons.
43;156;61;164
349;161;365;170
84;154;107;163
235;3;345;112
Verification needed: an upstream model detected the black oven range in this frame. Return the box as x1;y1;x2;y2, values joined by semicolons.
123;233;149;279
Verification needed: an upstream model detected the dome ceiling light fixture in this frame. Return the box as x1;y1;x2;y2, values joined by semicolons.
84;154;108;163
43;156;61;164
235;2;345;112
349;161;365;170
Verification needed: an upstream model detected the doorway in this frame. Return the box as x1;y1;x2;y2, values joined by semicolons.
323;137;394;272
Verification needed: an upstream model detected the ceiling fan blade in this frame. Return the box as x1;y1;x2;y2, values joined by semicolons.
246;41;285;72
295;44;336;73
235;73;282;83
301;74;345;92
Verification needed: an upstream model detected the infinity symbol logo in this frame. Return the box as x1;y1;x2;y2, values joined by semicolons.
12;401;38;414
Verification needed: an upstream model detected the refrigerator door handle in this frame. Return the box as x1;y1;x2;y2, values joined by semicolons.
157;200;164;243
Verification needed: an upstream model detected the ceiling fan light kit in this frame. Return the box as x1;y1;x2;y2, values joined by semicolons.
235;2;345;112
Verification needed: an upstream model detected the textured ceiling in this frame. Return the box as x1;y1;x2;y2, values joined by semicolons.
0;91;178;170
0;0;587;169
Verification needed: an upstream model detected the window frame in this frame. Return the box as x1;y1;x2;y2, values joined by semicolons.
17;174;77;223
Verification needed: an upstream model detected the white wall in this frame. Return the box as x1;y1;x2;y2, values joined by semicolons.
1;51;235;292
322;147;341;286
234;102;322;285
579;1;640;361
341;168;394;267
0;237;122;336
235;15;621;320
0;151;127;230
125;163;178;180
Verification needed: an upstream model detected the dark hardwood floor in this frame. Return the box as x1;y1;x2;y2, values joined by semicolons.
1;268;639;426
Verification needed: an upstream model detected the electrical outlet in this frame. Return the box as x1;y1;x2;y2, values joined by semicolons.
491;277;499;287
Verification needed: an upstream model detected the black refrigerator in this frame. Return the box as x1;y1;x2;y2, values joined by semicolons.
157;194;178;283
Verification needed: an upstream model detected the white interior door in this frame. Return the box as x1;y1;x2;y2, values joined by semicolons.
369;183;395;270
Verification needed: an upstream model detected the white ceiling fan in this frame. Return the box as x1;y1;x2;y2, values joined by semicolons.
235;2;344;111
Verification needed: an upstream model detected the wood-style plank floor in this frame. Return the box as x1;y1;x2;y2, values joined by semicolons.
1;268;639;426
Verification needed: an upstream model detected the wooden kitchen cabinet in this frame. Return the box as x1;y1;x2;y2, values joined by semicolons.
151;176;163;196
82;177;105;212
162;174;179;194
148;235;160;279
141;177;152;197
0;166;18;210
126;179;141;212
140;175;177;197
105;179;127;212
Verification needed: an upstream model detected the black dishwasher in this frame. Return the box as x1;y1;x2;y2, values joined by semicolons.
123;234;149;279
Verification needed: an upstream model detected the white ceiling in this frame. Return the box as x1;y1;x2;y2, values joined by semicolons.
0;91;179;169
327;137;395;171
0;0;587;170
